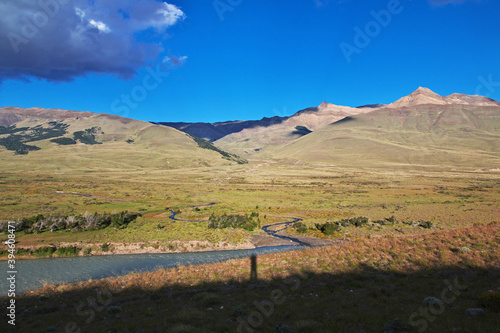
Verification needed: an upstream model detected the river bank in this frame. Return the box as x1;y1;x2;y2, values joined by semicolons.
1;209;333;260
0;228;334;261
0;239;257;261
3;223;498;333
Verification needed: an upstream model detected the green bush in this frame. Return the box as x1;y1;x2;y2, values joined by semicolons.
333;216;370;228
376;216;397;226
208;213;260;231
55;246;80;257
2;211;140;234
293;222;308;234
16;248;32;256
418;221;434;229
33;246;56;258
315;222;341;235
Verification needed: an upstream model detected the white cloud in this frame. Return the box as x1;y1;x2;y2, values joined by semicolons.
156;3;186;28
89;19;110;33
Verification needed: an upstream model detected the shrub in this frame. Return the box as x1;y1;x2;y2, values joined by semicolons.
16;248;32;256
3;211;140;234
208;213;260;231
315;222;341;235
33;246;56;258
293;222;308;234
418;221;435;229
376;216;397;226
55;246;80;257
334;216;370;228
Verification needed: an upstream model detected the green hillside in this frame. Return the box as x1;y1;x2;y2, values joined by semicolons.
266;105;500;169
0;108;245;173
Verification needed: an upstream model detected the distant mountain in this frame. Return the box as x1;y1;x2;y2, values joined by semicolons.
213;102;374;156
3;87;498;171
211;87;500;159
0;107;246;173
267;103;500;168
386;87;500;109
154;116;287;142
159;87;500;158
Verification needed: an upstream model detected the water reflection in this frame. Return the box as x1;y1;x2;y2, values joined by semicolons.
0;246;301;295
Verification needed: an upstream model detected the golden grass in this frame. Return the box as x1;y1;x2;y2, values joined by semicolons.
5;222;499;332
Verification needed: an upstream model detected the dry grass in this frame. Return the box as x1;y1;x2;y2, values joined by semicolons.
3;222;499;332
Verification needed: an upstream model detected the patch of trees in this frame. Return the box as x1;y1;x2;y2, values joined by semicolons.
72;127;102;145
50;137;77;145
0;136;41;154
187;134;247;164
0;211;140;234
0;125;30;135
208;212;260;231
0;122;70;154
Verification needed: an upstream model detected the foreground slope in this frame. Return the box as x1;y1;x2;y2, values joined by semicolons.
0;107;244;173
268;104;500;169
6;222;499;332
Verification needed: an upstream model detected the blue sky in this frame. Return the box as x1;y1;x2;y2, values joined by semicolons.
0;0;499;122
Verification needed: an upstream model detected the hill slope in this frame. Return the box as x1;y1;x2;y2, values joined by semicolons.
214;102;374;156
0;107;245;173
267;104;500;169
207;87;500;158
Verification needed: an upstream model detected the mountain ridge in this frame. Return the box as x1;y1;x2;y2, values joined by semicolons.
158;88;500;147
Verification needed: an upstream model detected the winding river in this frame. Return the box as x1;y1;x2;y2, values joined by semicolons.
1;204;308;295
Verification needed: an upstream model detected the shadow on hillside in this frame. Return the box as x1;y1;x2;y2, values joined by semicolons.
3;260;500;333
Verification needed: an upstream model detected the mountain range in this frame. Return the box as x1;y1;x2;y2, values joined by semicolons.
1;87;499;171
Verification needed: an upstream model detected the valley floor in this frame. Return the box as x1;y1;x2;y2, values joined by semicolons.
0;161;499;331
1;161;498;257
